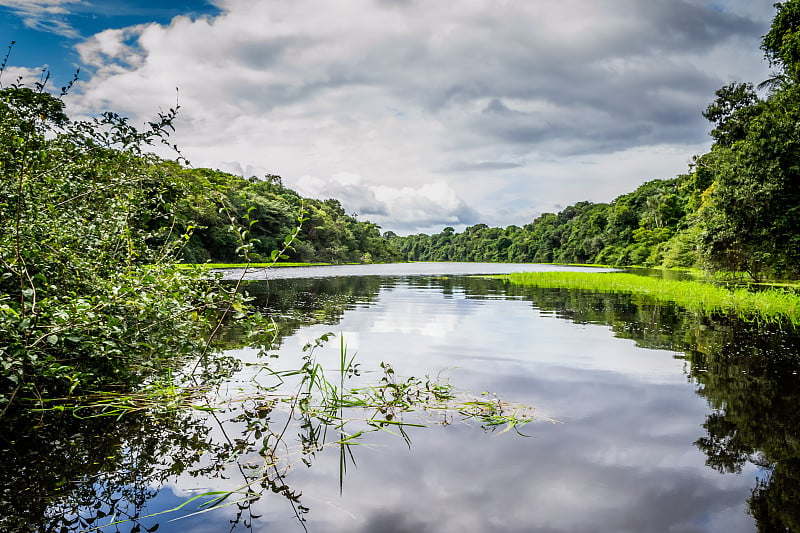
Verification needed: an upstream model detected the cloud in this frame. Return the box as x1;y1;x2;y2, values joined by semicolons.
67;0;776;233
0;65;49;87
447;160;524;172
295;173;390;217
0;0;85;38
292;173;480;232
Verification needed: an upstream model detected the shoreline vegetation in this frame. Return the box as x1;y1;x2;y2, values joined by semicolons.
496;271;800;327
207;258;800;326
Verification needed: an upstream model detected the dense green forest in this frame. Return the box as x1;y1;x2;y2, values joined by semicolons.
163;165;403;264
389;0;800;283
0;77;234;402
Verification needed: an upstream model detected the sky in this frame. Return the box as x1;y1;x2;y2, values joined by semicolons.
0;0;778;235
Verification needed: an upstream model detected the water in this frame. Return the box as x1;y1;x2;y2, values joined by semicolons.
4;264;800;532
213;261;617;280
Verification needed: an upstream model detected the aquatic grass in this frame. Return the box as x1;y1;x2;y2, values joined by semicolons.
496;271;800;327
84;490;262;532
457;392;539;435
27;331;538;530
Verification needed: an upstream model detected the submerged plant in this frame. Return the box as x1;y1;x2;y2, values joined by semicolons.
9;330;537;530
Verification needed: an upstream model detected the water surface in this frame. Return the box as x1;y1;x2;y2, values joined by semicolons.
214;261;616;280
4;264;799;532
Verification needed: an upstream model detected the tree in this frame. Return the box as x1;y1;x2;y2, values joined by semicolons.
762;0;800;81
690;1;800;280
697;85;800;280
702;83;760;146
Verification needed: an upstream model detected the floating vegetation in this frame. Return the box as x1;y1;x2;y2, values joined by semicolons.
497;271;800;327
30;334;537;433
13;333;537;531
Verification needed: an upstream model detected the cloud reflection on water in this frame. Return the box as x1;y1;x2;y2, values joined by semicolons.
160;274;758;532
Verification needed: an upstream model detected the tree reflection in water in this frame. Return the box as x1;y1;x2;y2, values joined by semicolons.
0;276;529;532
3;275;800;531
0;373;440;532
486;278;800;532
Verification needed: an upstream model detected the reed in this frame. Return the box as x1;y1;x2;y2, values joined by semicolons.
498;272;800;327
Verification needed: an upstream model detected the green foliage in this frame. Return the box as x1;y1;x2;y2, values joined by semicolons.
392;177;693;269
762;0;800;81
702;82;760;145
696;83;800;281
0;76;252;407
661;224;702;269
500;271;800;327
159;166;403;265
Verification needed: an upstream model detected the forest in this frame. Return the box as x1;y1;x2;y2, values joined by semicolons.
160;165;403;264
389;1;800;283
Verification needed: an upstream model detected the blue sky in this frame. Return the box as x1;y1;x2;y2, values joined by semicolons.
0;0;778;234
0;1;219;82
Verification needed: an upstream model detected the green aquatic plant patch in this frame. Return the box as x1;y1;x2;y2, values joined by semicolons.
497;272;800;327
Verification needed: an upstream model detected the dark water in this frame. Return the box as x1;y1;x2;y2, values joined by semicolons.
4;265;800;532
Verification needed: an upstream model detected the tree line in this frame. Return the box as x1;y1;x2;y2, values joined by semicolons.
161;165;403;264
389;0;800;282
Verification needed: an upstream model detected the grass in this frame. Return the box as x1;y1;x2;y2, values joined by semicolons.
495;271;800;327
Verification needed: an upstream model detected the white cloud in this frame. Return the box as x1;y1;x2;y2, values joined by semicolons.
0;0;86;38
67;0;776;233
292;173;479;231
0;65;49;87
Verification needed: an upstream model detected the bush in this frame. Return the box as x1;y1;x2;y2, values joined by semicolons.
0;79;245;409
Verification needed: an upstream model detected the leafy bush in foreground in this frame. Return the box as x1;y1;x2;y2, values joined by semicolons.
0;77;248;409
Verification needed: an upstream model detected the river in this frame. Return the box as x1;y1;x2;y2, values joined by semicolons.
5;263;799;532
